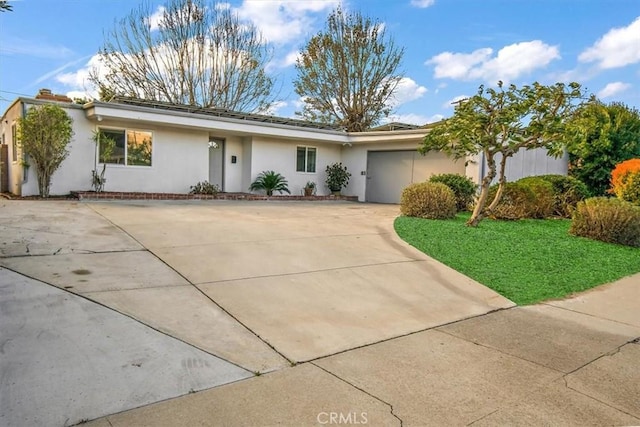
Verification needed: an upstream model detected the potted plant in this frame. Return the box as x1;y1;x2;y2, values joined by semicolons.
325;162;351;195
304;181;316;197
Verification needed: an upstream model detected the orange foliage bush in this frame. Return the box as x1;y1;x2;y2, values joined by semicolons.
610;159;640;204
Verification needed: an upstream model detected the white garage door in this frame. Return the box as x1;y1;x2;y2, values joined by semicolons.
365;150;464;203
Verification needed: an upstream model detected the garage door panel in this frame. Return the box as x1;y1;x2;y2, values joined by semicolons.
365;151;413;204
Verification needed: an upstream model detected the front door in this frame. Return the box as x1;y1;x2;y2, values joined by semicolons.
208;138;225;191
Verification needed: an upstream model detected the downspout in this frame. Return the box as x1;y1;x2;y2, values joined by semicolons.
21;101;28;189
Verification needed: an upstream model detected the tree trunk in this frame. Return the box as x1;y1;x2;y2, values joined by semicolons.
485;152;509;214
37;167;50;198
467;152;496;227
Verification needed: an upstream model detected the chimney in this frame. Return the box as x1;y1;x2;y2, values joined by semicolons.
35;88;72;103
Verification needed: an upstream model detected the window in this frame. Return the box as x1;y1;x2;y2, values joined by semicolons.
98;128;152;166
11;124;17;162
296;146;316;173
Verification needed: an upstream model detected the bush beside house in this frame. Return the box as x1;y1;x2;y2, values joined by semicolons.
400;182;456;219
428;173;476;212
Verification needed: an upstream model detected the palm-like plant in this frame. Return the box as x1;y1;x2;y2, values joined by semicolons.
249;171;291;196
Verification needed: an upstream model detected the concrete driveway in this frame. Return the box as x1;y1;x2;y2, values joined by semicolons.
2;200;511;366
2;199;638;426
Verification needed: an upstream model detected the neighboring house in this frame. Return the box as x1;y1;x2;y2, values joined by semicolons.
0;89;567;203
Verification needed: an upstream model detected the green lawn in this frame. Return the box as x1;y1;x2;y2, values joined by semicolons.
394;214;640;305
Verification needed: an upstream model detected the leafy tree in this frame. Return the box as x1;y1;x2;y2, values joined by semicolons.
249;171;290;196
91;0;275;112
294;6;404;131
0;1;12;12
565;100;640;196
18;105;74;197
420;81;584;227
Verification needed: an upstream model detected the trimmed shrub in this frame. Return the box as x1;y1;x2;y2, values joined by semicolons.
400;182;457;219
611;159;640;205
429;173;477;211
516;177;556;219
488;182;538;220
570;197;640;247
189;181;220;195
534;174;590;217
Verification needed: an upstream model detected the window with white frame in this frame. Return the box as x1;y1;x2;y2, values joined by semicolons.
296;146;316;173
98;128;152;166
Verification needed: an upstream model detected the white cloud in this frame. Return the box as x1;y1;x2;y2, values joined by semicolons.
384;113;443;125
235;0;338;44
147;6;166;32
293;97;308;110
410;0;435;8
55;54;103;94
443;95;468;109
427;48;492;79
266;50;299;72
579;17;640;69
427;40;560;82
282;50;300;67
597;81;632;99
387;77;427;107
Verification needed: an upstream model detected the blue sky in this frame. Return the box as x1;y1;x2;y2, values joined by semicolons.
1;0;639;124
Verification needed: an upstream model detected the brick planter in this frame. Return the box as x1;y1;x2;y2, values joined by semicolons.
71;191;359;202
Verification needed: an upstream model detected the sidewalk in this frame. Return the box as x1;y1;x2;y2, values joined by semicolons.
86;273;640;426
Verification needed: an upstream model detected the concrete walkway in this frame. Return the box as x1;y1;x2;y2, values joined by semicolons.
1;199;638;426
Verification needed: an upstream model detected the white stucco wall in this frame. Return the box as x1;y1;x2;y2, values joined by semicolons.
2;102;24;195
249;137;342;196
96;124;209;193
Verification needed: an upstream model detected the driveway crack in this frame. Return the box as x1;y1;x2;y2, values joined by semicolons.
311;362;403;426
559;339;640;421
466;409;499;426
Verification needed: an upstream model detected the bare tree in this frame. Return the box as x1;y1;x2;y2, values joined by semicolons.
294;7;404;131
90;0;275;112
0;1;12;12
